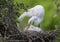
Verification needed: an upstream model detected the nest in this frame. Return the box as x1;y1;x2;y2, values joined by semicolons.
4;30;57;42
0;24;59;42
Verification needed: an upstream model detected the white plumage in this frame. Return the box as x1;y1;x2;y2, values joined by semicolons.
18;5;44;20
18;5;45;32
24;25;42;32
28;16;43;25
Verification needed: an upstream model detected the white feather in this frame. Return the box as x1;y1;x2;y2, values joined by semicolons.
28;16;43;25
24;25;42;32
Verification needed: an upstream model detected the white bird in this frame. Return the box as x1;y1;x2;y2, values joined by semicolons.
18;5;45;32
18;5;44;20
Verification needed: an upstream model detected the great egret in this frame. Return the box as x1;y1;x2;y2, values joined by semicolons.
18;5;45;32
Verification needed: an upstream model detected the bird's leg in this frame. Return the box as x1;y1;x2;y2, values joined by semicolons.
25;24;30;31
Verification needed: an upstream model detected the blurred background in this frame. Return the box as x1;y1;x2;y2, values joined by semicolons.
0;0;60;42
